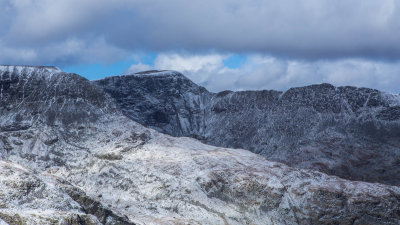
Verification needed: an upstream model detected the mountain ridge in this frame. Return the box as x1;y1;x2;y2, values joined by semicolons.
1;66;400;224
95;70;400;186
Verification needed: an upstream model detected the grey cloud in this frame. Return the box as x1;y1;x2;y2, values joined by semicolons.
0;1;13;36
3;0;128;45
107;0;400;59
0;37;128;66
1;0;400;62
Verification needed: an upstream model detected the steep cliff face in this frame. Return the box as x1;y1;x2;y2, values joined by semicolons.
94;70;212;136
95;71;400;186
2;66;400;224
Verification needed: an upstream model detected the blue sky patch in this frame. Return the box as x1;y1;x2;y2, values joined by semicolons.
60;53;158;80
223;54;247;69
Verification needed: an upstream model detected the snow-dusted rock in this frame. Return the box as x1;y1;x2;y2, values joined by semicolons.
1;66;400;224
95;71;400;186
0;160;133;225
59;130;400;225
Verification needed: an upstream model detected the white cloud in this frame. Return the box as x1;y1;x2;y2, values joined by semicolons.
126;53;400;93
153;54;228;84
154;54;226;73
125;63;153;74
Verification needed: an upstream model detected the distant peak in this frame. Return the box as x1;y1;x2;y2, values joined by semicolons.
132;70;183;77
97;70;187;81
133;70;170;75
0;65;62;73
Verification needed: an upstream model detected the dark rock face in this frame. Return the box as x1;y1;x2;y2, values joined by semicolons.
207;85;400;186
94;71;212;136
95;71;400;186
65;187;135;225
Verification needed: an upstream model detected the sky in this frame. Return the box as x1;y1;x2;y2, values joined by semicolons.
1;0;400;93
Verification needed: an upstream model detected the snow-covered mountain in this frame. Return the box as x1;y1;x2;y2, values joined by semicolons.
95;70;400;186
1;66;400;224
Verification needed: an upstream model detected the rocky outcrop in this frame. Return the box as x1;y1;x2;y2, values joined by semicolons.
0;160;132;225
64;186;135;225
95;71;400;186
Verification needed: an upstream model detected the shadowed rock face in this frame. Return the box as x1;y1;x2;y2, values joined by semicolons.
94;71;212;136
95;71;400;186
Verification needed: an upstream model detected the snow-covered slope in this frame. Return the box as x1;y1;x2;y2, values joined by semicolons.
95;71;400;186
54;126;400;225
0;160;133;224
2;66;400;224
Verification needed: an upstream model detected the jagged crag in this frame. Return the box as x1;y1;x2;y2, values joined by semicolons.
1;66;400;224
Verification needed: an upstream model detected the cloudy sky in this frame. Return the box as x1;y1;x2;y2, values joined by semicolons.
1;0;400;93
